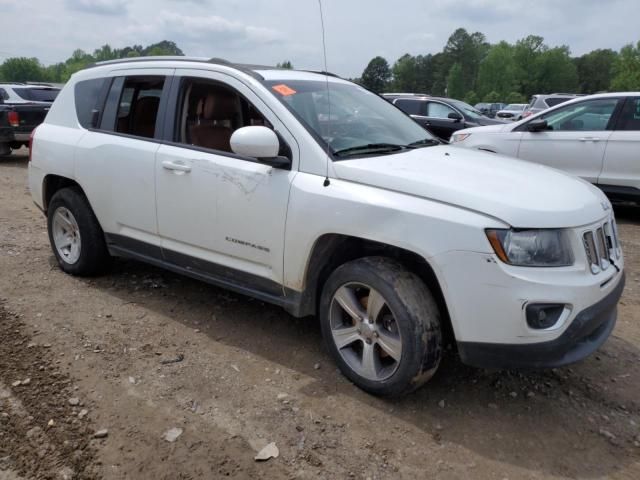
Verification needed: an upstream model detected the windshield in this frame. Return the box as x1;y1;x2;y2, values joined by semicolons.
13;87;60;102
265;80;437;158
450;100;485;119
505;104;526;111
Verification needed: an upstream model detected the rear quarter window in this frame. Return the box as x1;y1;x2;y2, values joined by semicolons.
13;87;60;102
544;97;571;108
74;78;109;129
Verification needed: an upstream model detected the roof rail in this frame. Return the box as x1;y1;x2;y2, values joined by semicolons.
0;81;26;85
86;56;266;81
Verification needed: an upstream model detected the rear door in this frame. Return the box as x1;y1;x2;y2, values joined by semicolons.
75;69;173;250
600;97;640;192
516;97;621;183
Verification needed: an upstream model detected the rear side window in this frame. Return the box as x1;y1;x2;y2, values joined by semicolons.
394;99;424;116
0;88;8;101
544;97;571;108
616;98;640;131
114;77;165;139
74;78;109;129
13;87;60;102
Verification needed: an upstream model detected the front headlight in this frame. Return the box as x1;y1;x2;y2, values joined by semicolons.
451;133;471;143
486;229;574;267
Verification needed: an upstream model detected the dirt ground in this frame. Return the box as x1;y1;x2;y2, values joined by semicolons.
1;148;639;480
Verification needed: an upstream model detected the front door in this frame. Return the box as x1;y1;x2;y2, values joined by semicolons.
155;70;298;290
517;97;621;183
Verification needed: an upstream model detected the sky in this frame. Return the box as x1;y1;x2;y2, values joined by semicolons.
0;0;638;77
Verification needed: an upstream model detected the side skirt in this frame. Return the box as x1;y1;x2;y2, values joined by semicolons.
104;234;305;317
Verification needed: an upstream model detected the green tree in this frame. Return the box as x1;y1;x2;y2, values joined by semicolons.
513;35;546;98
484;91;501;102
575;49;617;93
506;91;527;103
535;46;578;93
611;41;640;90
391;54;419;91
477;41;516;99
442;28;489;95
142;41;184;56
0;57;46;82
360;56;391;93
447;63;465;99
464;90;479;105
276;60;294;69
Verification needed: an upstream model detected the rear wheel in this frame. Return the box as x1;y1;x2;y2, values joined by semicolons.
319;257;442;397
47;188;110;276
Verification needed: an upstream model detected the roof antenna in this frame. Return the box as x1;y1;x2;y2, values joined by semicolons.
318;0;331;187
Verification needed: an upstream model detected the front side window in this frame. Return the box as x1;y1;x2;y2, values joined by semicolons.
616;98;640;131
265;80;437;157
541;98;619;131
427;101;457;119
115;76;165;139
174;78;276;155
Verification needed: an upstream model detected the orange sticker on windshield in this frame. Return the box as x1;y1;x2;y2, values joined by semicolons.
272;84;297;96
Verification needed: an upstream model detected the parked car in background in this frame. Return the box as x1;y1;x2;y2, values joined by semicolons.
522;94;582;119
451;93;640;203
475;102;506;118
383;94;505;141
0;83;60;156
496;103;528;121
29;57;624;396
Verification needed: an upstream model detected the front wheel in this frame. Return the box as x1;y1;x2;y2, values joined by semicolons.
319;257;442;397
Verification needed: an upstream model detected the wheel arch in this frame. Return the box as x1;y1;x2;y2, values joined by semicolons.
298;233;455;344
42;174;85;212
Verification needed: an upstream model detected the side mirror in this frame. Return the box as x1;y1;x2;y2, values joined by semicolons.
527;119;548;132
230;126;290;168
448;112;463;122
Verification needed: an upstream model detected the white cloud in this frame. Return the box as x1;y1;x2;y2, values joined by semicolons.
66;0;128;15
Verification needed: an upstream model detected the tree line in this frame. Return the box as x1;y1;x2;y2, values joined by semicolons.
356;28;640;105
0;41;184;84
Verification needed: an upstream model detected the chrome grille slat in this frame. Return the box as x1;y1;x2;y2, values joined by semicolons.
583;218;618;274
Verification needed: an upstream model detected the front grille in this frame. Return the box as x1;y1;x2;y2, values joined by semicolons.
583;219;621;274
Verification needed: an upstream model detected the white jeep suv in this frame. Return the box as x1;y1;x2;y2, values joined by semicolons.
451;93;640;204
28;57;625;396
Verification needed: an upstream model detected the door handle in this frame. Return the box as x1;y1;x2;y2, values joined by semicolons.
162;160;192;173
579;137;601;142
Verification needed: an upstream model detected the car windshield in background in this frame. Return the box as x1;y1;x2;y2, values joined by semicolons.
450;100;485;119
265;80;438;158
13;87;60;102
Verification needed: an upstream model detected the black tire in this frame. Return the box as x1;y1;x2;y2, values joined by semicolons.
47;187;110;276
0;143;11;156
319;257;442;397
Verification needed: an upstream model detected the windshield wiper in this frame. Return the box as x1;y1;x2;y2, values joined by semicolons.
408;138;441;147
334;143;409;157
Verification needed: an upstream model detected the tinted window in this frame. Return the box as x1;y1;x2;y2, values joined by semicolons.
427;101;456;118
616;98;640;131
544;97;572;108
0;88;7;101
395;99;423;116
115;77;165;138
74;78;108;129
13;87;60;102
541;98;619;131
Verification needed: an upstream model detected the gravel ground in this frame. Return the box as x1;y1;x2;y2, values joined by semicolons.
1;148;639;479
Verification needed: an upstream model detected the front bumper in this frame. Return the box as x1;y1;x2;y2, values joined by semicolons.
457;272;625;369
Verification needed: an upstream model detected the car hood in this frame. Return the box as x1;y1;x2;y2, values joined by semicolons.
332;146;608;228
459;123;513;134
474;117;506;126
